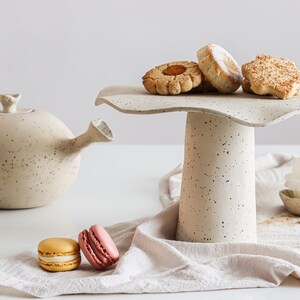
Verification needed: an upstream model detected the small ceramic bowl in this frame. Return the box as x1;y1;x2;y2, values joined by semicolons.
279;189;300;216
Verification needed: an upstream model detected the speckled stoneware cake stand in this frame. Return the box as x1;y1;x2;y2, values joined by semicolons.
96;86;300;243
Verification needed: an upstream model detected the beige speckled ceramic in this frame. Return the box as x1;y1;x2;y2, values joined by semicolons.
96;86;300;127
96;86;300;243
0;94;113;209
285;157;300;198
279;189;300;216
176;112;256;242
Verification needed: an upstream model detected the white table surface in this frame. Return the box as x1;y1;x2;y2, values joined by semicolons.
1;144;300;299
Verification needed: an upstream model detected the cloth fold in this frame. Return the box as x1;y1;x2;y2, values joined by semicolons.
0;153;300;297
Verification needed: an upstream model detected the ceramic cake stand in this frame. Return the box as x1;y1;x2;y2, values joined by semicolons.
96;86;300;243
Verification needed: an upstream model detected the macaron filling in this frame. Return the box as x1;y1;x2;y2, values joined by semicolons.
38;253;80;263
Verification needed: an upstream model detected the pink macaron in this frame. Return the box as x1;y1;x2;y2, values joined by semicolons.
78;224;119;270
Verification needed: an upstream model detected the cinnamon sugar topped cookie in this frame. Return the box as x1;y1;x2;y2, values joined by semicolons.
242;55;300;99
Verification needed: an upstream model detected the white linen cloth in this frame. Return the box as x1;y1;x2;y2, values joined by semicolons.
1;153;300;298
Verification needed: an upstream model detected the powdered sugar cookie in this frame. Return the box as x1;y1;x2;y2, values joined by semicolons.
142;61;202;95
191;75;217;93
197;44;243;93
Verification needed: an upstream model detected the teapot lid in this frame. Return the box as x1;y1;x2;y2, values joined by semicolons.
0;94;33;114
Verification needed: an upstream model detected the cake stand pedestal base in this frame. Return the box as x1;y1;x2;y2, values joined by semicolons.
97;86;300;243
176;112;257;243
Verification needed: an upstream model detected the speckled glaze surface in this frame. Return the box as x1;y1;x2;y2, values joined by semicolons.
96;85;300;243
176;112;256;242
0;109;79;208
96;86;300;127
279;190;300;216
0;95;113;209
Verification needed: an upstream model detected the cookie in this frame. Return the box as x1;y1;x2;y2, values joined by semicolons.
38;238;81;272
78;224;119;270
242;78;253;94
242;55;300;99
242;77;300;97
197;44;243;93
142;61;202;95
193;75;218;93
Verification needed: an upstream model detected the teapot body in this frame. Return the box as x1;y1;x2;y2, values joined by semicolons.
0;109;80;208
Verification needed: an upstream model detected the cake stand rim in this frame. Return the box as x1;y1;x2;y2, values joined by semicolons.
95;85;300;128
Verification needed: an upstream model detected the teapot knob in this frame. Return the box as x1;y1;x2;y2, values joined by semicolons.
0;94;21;113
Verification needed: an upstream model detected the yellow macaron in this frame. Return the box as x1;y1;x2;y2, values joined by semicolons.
38;238;81;272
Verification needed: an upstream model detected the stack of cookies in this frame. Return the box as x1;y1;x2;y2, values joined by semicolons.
142;43;300;100
142;44;243;96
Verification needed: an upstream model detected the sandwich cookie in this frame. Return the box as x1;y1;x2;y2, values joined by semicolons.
38;238;81;272
197;43;243;93
78;224;119;270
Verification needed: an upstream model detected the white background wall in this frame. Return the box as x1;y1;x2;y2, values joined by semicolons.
0;0;299;144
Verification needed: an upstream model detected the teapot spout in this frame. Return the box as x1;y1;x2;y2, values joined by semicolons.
70;119;114;153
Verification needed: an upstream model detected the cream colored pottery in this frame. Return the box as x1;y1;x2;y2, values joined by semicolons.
279;189;300;216
96;86;300;243
177;112;256;242
285;157;300;198
0;94;113;209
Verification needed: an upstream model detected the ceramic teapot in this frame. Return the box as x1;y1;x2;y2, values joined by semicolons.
0;94;113;209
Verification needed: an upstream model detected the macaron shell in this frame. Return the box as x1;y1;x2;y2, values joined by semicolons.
38;238;80;257
89;225;119;262
39;257;81;272
89;239;111;265
78;230;107;270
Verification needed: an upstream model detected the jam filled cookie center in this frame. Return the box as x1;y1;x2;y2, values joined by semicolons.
163;65;187;76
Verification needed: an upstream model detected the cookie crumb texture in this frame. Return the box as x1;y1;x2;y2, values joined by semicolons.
142;61;202;95
242;55;300;99
197;44;243;93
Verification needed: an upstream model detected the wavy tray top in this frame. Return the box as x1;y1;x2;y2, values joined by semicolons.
96;86;300;127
